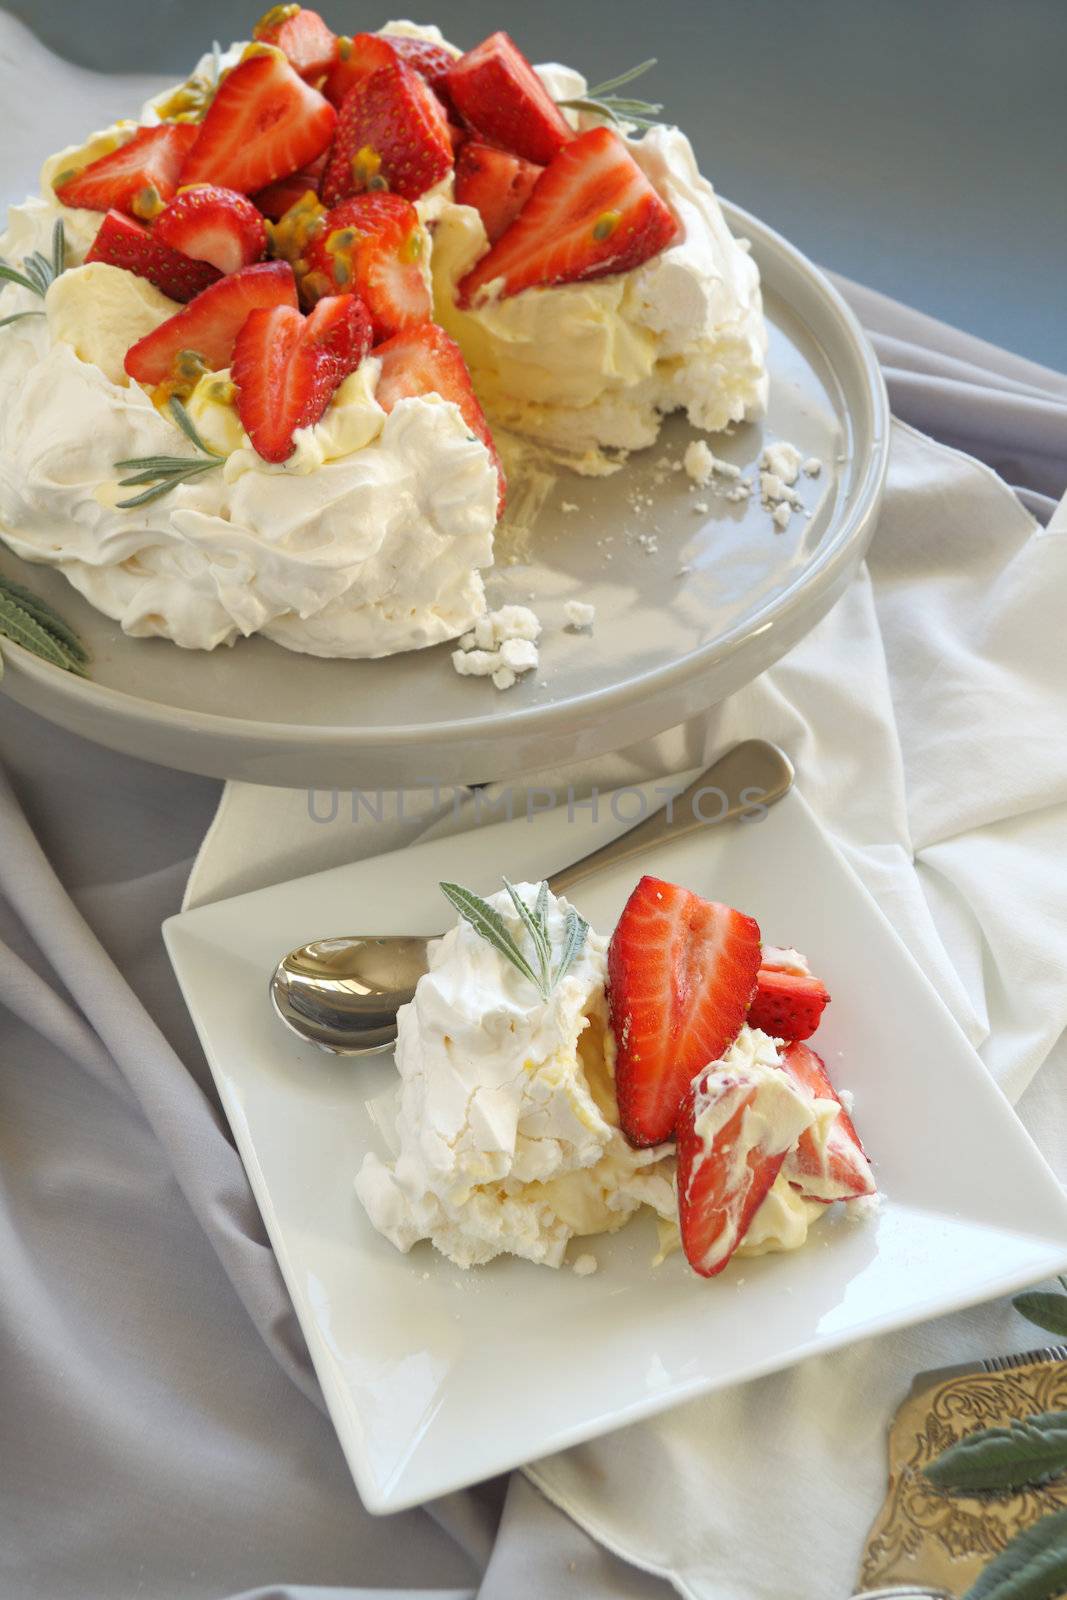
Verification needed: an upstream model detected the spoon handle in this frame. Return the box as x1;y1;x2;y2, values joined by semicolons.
547;739;793;898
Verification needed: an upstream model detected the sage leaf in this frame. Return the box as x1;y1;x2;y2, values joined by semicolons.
0;590;86;675
964;1506;1067;1600
924;1411;1067;1494
1014;1291;1067;1338
0;576;88;663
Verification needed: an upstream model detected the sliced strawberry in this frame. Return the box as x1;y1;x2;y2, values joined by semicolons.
302;193;430;342
385;35;457;107
253;6;336;83
152;185;267;275
179;49;336;196
444;32;573;167
53;124;199;220
374;323;505;513
455;142;542;244
251;151;326;219
85;210;220;302
747;965;830;1042
123;260;298;386
676;1059;815;1278
607;876;762;1148
232;293;373;462
324;31;456;111
778;1042;876;1204
323;31;397;109
459;126;679;307
321;61;453;206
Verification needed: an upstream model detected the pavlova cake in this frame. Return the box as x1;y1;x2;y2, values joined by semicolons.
356;875;876;1275
0;11;767;658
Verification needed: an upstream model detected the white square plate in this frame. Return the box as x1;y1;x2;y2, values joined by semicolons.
164;785;1067;1513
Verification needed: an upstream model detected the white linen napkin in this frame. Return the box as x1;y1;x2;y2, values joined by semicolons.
186;423;1067;1597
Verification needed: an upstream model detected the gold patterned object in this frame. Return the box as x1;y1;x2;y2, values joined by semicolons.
859;1347;1067;1595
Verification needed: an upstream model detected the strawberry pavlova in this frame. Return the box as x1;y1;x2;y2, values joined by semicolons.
0;11;766;658
356;877;877;1276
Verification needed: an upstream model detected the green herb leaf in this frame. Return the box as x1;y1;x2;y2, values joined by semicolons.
0;585;87;676
439;882;545;994
556;58;664;131
440;879;590;1001
0;576;89;664
963;1506;1067;1600
0;310;45;328
553;906;589;989
923;1410;1067;1495
1014;1291;1067;1338
0;220;66;307
502;878;552;992
113;396;224;508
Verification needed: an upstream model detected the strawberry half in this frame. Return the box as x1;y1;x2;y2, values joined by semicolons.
232;293;373;462
444;32;573;167
53;124;199;220
676;1059;815;1278
124;260;298;387
455;142;542;243
374;323;505;513
152;185;267;275
85;210;220;302
324;31;455;112
179;48;336;196
747;965;830;1042
778;1042;876;1203
252;6;336;83
459;126;679;307
302;193;430;342
607;876;762;1147
251;151;326;219
321;61;453;205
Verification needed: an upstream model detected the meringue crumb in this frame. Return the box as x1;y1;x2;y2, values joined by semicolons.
451;604;542;690
572;1253;598;1277
844;1191;883;1224
802;457;822;477
561;501;579;513
564;599;595;629
760;441;801;485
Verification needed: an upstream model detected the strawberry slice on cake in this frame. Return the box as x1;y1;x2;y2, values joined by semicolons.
85;210;221;302
232;292;373;461
607;876;762;1147
179;47;337;195
124;260;299;386
321;59;453;205
676;1050;815;1278
53;125;199;220
778;1042;876;1203
375;322;505;511
444;31;573;166
456;126;679;307
301;193;431;341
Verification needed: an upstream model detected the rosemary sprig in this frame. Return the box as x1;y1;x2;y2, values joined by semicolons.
0;218;66;327
0;571;89;678
556;59;664;132
440;879;589;1002
114;396;224;508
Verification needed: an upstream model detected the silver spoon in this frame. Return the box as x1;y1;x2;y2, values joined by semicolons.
270;738;794;1057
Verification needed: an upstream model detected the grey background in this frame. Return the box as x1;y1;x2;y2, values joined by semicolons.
5;0;1066;369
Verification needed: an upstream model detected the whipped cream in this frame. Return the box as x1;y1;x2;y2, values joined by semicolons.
431;67;768;471
355;885;676;1267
